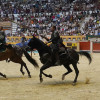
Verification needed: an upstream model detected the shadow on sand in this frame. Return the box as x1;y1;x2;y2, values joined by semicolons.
0;75;30;81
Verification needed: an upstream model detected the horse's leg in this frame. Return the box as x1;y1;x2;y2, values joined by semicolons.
62;64;72;80
40;62;52;83
10;57;31;78
20;64;25;75
6;58;10;63
72;63;79;85
0;72;6;78
21;61;31;78
31;51;32;57
42;72;52;78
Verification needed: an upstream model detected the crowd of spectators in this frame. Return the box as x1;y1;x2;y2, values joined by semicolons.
84;14;100;36
0;0;100;36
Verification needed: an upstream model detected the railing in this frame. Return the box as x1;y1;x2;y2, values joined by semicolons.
61;35;85;41
6;36;86;45
6;36;33;44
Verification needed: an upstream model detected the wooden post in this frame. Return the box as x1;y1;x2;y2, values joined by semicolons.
90;41;93;53
77;42;80;52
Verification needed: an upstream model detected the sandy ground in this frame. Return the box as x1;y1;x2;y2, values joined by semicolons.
0;53;100;100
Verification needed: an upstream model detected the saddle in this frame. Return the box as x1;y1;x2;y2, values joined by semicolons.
40;53;51;64
58;47;68;59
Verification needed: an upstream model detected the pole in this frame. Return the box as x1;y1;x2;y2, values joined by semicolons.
90;41;93;54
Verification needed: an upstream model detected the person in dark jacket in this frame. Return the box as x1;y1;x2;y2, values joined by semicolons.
0;26;6;44
47;26;61;65
41;26;67;65
0;26;6;51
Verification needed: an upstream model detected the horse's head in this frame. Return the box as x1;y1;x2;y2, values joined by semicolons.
28;36;51;59
28;36;37;49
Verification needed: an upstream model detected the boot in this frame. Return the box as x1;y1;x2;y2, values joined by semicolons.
55;52;61;66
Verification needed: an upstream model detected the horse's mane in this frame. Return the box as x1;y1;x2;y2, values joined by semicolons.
34;37;48;47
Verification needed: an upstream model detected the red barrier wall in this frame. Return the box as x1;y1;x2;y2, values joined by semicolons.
93;42;100;51
79;42;90;51
80;41;100;52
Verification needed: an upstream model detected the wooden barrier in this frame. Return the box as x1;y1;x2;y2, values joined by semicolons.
79;41;90;51
93;42;100;52
6;36;80;51
61;35;85;41
65;42;80;51
60;36;85;51
91;41;100;53
6;36;85;44
79;41;100;52
6;36;100;52
6;36;33;44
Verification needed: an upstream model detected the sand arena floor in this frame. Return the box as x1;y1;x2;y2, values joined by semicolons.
0;53;100;100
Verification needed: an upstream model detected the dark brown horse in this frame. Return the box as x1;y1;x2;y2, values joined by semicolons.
28;36;92;85
0;45;39;78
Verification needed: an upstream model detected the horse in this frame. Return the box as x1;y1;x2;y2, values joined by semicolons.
28;36;92;85
0;44;39;78
6;39;35;63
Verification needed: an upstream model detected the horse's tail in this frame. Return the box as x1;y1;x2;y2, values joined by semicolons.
22;49;39;68
77;51;92;64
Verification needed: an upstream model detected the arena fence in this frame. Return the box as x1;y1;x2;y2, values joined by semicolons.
6;36;32;44
7;36;100;52
6;36;85;44
61;36;85;42
6;36;85;52
79;41;100;53
90;41;100;53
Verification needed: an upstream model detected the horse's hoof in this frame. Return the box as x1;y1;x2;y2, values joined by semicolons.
8;60;10;63
72;82;76;86
48;75;52;78
62;75;65;80
40;78;43;83
28;75;31;78
3;74;7;78
22;72;25;75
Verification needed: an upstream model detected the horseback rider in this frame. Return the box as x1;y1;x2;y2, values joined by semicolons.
47;26;66;65
40;25;67;65
0;26;6;51
0;26;6;44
